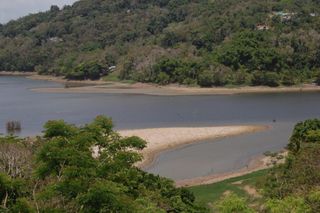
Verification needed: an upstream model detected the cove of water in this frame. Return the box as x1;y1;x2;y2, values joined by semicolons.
1;76;320;180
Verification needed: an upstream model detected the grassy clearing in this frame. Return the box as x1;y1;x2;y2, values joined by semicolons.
189;169;269;206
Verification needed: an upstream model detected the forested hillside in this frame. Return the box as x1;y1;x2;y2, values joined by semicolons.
0;0;320;87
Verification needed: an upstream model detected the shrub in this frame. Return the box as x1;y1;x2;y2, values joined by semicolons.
251;71;264;86
307;190;320;212
232;69;250;85
316;72;320;86
66;61;104;80
197;70;213;87
265;197;311;213
288;119;320;152
281;71;296;86
251;71;280;87
156;72;170;85
161;32;182;47
215;192;254;213
263;72;280;87
119;58;134;80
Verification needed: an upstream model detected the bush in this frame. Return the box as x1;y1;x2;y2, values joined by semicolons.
264;143;320;198
264;72;280;87
265;197;311;213
307;190;320;212
119;58;134;80
288;119;320;152
161;32;182;47
316;72;320;86
281;71;296;86
66;61;104;80
251;71;265;86
198;70;213;87
232;69;250;85
251;71;280;87
215;192;254;213
156;72;170;85
197;64;231;87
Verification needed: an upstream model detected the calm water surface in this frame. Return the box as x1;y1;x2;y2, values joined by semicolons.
1;76;320;180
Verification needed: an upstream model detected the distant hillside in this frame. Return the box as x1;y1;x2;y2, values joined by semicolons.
0;0;320;87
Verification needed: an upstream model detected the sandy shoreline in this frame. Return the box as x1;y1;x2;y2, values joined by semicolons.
31;79;320;96
2;71;320;95
31;83;320;96
0;71;35;76
119;125;269;170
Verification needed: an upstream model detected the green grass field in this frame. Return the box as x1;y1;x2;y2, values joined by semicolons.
189;169;269;206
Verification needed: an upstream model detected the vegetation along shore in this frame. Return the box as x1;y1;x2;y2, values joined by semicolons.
2;116;320;212
2;71;320;96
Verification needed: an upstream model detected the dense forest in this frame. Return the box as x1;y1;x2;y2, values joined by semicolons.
2;117;320;212
0;0;320;87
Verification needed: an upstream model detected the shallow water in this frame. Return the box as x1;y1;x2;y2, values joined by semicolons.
1;76;320;180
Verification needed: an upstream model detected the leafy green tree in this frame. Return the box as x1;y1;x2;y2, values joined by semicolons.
66;61;105;80
34;116;204;212
288;119;320;152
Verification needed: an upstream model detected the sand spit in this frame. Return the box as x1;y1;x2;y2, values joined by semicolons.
119;125;269;169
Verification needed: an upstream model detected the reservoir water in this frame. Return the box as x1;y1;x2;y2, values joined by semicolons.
1;76;320;180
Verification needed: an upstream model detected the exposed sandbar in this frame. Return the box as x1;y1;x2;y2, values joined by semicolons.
118;125;269;169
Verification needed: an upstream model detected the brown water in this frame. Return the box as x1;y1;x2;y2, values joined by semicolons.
1;76;320;180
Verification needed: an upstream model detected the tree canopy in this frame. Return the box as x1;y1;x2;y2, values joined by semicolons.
0;116;206;212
